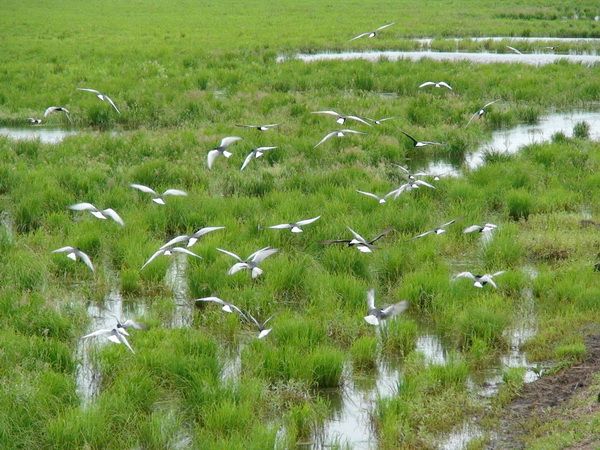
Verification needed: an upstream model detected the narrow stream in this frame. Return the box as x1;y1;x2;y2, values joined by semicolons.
0;127;78;144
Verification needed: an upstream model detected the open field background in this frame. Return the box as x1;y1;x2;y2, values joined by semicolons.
1;0;600;449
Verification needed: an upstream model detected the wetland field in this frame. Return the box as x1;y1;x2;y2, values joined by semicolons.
1;1;600;448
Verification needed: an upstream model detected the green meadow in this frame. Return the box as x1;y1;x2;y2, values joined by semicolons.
1;0;600;448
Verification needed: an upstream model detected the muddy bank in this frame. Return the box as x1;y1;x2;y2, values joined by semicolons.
489;333;600;449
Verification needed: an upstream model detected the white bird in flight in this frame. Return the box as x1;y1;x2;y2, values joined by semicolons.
388;179;436;199
240;146;278;171
314;129;366;148
312;110;371;126
159;226;225;249
28;117;42;125
217;246;279;278
367;117;395;125
364;288;409;326
453;271;506;288
77;88;120;113
419;81;453;90
207;136;242;169
195;296;246;316
82;327;135;353
69;203;125;226
349;23;395;41
400;130;444;148
44;106;71;122
52;246;95;272
412;220;456;239
463;223;497;234
112;315;146;334
355;189;397;204
267;216;321;233
322;227;393;253
141;246;202;270
130;184;188;205
466;100;500;126
245;312;274;339
236;124;278;131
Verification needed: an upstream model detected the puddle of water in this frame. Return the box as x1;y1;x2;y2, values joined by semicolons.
281;50;600;66
165;256;193;328
415;36;600;45
0;127;77;144
313;361;399;449
415;334;448;366
221;343;243;383
467;111;600;169
76;288;146;406
438;421;484;450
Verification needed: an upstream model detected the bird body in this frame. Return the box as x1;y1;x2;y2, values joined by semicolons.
27;117;42;125
364;289;408;326
349;23;395;41
207;136;242;169
463;223;497;234
240;146;277;171
419;81;453;90
82;327;135;353
69;203;124;226
466;100;500;126
217;246;278;278
322;227;392;253
356;189;398;204
52;246;95;272
236;124;278;131
77;88;120;113
412;220;456;239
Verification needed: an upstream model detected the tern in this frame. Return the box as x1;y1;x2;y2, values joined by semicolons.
112;315;146;334
217;246;279;278
77;88;120;113
322;227;393;253
240;146;278;171
27;117;42;125
159;226;225;250
394;164;429;181
236;124;278;131
419;81;453;90
44;106;72;123
466;100;500;126
244;311;274;339
314;129;366;148
388;179;436;200
355;189;398;204
506;45;522;55
400;130;444;148
52;246;95;272
69;203;124;226
312;111;371;126
267;216;321;233
463;223;497;234
130;184;188;205
207;136;242;169
82;327;135;353
453;271;506;288
141;246;202;270
367;117;395;125
195;296;246;316
412;220;456;239
349;23;395;41
364;288;409;326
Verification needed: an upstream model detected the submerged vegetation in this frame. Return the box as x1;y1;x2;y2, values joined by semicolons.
1;0;600;448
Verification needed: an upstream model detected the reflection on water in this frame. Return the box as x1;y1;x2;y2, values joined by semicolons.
281;51;600;66
76;289;146;406
165;256;193;328
416;334;448;366
0;127;77;144
438;421;483;450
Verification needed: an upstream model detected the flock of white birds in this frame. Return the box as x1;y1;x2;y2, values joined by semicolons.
36;25;506;355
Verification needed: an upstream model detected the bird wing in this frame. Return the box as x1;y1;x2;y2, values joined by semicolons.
463;225;482;234
314;131;337;148
44;106;59;117
268;223;292;230
191;226;225;238
76;249;95;272
347;227;367;244
376;22;395;31
466;112;479;127
162;189;188;197
263;124;279;128
296;216;321;226
103;95;120;114
349;32;370;41
228;262;250;275
217;248;243;262
340;129;366;135
419;82;435;88
484;223;498;229
492;271;506;278
255;146;277;152
356;190;381;201
141;249;165;270
220;136;242;147
393;164;410;174
440;219;456;229
130;184;157;195
412;230;434;239
377;117;395;122
399;130;418;145
122;319;145;330
82;328;111;339
207;150;220;169
381;300;409;317
160;235;190;250
369;227;393;244
312;110;340;117
366;288;376;309
171;247;202;258
77;87;101;95
438;82;453;90
114;331;135;353
195;296;226;307
251;247;279;264
102;208;125;226
454;272;475;280
414;179;436;189
384;187;403;199
421;141;444;146
235;124;256;128
506;45;522;54
346;115;372;126
52;246;74;254
240;151;255;171
483;100;500;109
69;202;96;212
321;239;351;245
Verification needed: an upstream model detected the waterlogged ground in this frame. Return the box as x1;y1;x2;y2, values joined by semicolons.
1;0;600;449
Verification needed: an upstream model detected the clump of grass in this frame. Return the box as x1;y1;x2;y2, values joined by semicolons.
350;335;378;371
507;189;534;221
554;342;586;362
495;367;526;406
573;121;590;139
456;306;508;350
308;347;344;388
380;318;418;356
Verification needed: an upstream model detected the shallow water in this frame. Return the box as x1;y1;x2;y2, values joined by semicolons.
76;289;146;405
165;256;193;328
282;50;600;66
438;421;484;450
0;127;77;144
415;36;600;45
416;334;448;366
